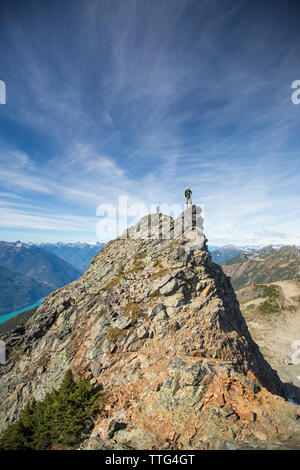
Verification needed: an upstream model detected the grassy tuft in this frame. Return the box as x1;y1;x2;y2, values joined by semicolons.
134;252;147;261
103;275;123;290
106;327;127;343
152;268;169;280
123;301;143;325
149;290;160;299
126;264;144;275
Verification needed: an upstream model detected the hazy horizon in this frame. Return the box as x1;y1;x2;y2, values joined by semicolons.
0;238;298;251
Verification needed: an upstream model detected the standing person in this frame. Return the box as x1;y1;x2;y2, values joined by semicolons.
184;186;192;207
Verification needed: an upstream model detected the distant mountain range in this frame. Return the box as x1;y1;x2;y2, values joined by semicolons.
31;242;104;272
210;245;246;263
1;238;298;318
221;245;300;290
210;244;288;264
0;242;81;315
0;265;50;315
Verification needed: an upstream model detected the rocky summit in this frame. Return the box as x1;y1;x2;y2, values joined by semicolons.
0;207;299;450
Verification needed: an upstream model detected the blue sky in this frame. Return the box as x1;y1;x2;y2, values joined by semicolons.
0;0;300;245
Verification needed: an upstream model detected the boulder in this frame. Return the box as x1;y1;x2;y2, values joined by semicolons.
115;316;132;330
136;326;148;339
164;292;185;308
152;310;168;322
159;279;178;296
148;303;166;319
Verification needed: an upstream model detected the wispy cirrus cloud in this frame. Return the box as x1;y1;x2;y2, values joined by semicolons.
0;0;299;243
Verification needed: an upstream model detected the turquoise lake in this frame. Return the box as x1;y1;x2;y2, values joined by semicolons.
0;301;43;325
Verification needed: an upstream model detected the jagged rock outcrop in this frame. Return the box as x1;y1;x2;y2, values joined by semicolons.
0;208;299;450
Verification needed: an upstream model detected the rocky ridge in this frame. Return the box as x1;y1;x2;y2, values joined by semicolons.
0;207;299;450
222;246;300;290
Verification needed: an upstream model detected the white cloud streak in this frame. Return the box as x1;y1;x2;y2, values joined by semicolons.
0;0;299;243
